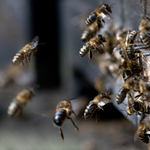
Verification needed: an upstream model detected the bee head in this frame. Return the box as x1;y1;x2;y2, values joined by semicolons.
103;4;112;13
139;15;150;30
98;35;106;42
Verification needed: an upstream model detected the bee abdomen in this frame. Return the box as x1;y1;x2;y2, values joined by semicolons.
79;44;90;57
138;132;149;143
84;102;98;120
12;52;24;66
116;87;129;104
53;109;67;127
81;29;96;42
140;32;150;48
126;44;133;60
85;12;97;26
7;101;20;117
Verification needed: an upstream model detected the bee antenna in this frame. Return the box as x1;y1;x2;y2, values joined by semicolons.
64;97;76;101
110;3;116;8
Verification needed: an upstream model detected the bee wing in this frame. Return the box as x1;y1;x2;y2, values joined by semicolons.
33;110;56;117
134;131;139;142
30;36;39;49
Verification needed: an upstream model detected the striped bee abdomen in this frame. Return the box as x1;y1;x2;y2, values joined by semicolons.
116;87;129;104
84;102;98;120
85;12;97;26
138;130;149;143
140;32;150;48
79;44;90;57
53;109;67;126
12;51;24;66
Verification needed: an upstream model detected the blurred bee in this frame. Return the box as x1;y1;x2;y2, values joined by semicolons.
85;4;112;27
12;36;39;66
84;90;111;123
138;16;150;48
79;34;106;60
53;100;79;140
116;76;139;105
7;87;34;117
81;21;102;42
135;114;150;143
126;94;137;116
139;79;150;101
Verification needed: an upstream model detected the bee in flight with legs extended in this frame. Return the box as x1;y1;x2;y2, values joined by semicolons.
53;99;79;140
84;90;111;123
85;3;113;27
79;34;106;60
12;36;39;66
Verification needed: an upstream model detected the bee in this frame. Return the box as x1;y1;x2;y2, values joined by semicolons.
139;79;150;101
115;29;142;82
138;16;150;48
84;90;111;122
12;36;39;66
53;100;79;140
81;21;102;42
85;4;112;27
126;94;137;116
7;87;34;117
135;114;150;143
125;30;138;60
79;34;106;60
116;76;139;105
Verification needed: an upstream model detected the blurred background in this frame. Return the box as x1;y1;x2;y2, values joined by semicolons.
0;0;149;149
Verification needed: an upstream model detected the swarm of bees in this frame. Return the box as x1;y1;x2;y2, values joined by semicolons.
78;1;150;144
79;4;113;60
5;1;150;144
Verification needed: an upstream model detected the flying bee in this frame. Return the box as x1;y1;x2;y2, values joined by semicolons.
85;4;112;27
7;87;34;117
116;76;140;105
79;34;106;60
81;21;102;42
12;36;39;66
53;100;79;140
84;90;111;123
135;114;150;144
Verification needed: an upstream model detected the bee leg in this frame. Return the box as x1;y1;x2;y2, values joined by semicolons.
67;117;79;131
96;110;100;124
101;19;105;24
59;127;64;140
97;18;103;29
72;110;78;119
17;107;23;118
88;50;92;60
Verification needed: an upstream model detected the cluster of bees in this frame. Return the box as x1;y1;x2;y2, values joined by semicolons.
79;3;150;144
5;2;150;144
